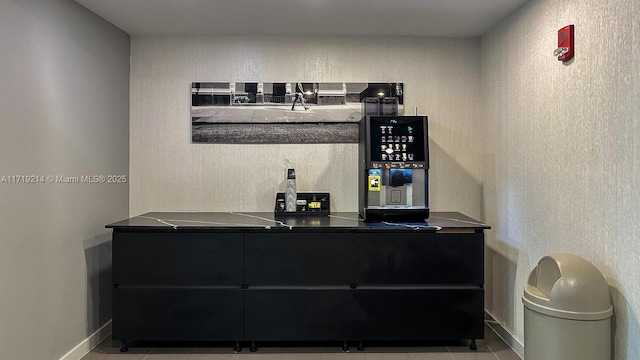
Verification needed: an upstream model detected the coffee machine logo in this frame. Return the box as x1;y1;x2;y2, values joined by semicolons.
390;119;398;124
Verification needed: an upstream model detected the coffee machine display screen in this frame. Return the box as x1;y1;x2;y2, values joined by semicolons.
368;116;427;168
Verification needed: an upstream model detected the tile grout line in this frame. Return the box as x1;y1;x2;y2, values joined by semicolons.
446;347;455;359
486;344;501;360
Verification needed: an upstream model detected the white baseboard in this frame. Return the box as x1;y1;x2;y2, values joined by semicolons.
59;320;112;360
484;310;524;359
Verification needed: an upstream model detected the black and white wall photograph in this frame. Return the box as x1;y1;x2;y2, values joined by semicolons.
191;82;404;143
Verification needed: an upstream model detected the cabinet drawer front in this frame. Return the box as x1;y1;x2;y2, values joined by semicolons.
245;232;353;285
112;288;243;341
354;289;484;340
113;232;243;286
354;232;483;285
245;290;353;340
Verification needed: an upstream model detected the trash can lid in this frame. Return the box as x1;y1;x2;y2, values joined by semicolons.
522;253;613;320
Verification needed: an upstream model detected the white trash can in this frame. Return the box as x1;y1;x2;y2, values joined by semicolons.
523;253;612;360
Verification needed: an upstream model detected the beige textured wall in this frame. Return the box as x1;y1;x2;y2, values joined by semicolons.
481;0;640;358
130;36;483;217
0;0;130;359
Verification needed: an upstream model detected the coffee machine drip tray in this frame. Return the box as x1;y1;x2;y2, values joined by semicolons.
364;206;430;222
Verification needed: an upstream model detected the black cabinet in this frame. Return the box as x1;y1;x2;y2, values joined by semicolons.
245;232;352;285
113;231;243;286
245;232;353;341
108;212;488;351
354;289;484;340
111;231;244;344
354;232;484;285
353;232;484;343
245;289;353;340
113;288;243;341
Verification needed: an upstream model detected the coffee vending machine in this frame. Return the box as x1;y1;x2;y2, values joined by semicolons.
359;115;430;222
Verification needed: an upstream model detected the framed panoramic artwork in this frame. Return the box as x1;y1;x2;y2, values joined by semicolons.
191;82;404;143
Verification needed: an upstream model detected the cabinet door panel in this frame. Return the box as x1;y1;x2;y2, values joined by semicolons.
354;233;483;285
112;288;243;341
113;232;243;286
245;290;353;340
246;232;352;285
354;289;484;340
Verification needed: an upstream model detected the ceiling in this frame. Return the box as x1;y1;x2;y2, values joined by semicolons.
75;0;530;37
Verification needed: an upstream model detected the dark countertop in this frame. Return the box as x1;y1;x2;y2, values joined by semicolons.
106;212;490;232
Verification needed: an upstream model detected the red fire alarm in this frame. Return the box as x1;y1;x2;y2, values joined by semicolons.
554;25;574;61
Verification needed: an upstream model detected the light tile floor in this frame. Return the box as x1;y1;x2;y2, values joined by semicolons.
83;324;521;360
